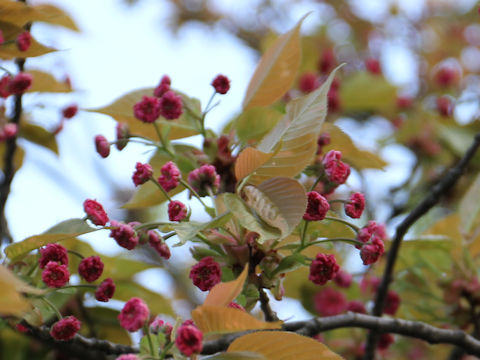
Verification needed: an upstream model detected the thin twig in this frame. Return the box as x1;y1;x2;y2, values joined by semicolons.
364;133;480;359
258;288;279;322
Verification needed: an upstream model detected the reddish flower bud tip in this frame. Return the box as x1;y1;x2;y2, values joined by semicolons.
83;199;109;226
78;256;104;282
153;75;171;97
347;300;367;314
211;74;230;94
309;253;339;285
377;333;394;350
42;261;70;288
16;323;29;333
434;65;460;87
318;48;336;75
94;135;110;158
384;290;401;315
323;150;350;184
436;96;453;117
158;161;181;192
396;96;413;109
150;317;173;336
62;104;78;119
159;90;183;120
39;243;69;269
148;231;171;259
8;72;32;95
303;191;330;221
345;192;365;219
314;287;347;316
189;256;221;291
327;87;341;113
187;164;220;197
333;269;352;288
115;122;129;150
16;31;32;52
299;72;319;93
0;30;4;46
2;123;17;140
50;316;81;341
228;302;245;311
109;220;139;250
118;297;150;332
133;95;161;123
132;162;153;187
95;278;116;302
0;75;11;98
168;200;187;222
365;58;381;75
116;355;139;360
360;238;385;265
175;324;203;356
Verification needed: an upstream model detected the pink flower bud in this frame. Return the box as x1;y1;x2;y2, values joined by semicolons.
78;256;104;282
62;104;78;119
159;90;183;120
39;243;68;269
318;48;336;75
365;58;381;75
50;316;81;341
158;161;181;192
109;220;139;250
175;323;203;356
309;253;339;285
133;95;161;123
153;75;171;97
42;261;70;288
303;191;330;221
211;74;230;94
148;231;171;259
298;72;319;93
132;162;153;187
187;164;220;197
118;297;150;332
345;192;365;219
8;72;32;94
323;150;350;184
168;200;187;222
189;256;221;291
16;31;31;52
94;135;110;158
83;199;109;226
115;122;129;150
314;287;347;316
95;278;115;302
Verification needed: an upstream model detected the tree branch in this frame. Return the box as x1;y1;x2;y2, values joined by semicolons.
258;288;279;322
364;132;480;359
22;312;480;357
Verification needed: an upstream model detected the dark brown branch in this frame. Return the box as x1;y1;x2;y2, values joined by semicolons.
202;313;480;356
258;288;279;322
25;323;137;356
21;312;480;357
364;133;480;359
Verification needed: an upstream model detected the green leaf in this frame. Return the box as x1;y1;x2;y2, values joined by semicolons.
87;88;200;141
222;193;281;244
0;21;56;60
322;123;387;170
19;122;58;154
235;107;283;145
249;66;342;184
172;212;233;246
115;280;174;316
140;334;160;357
4;219;96;259
242;14;309;110
339;71;397;113
242;177;306;238
460;174;480;237
27;70;72;93
271;253;306;277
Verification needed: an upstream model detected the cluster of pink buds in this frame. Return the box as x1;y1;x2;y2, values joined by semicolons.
357;221;387;265
0;72;33;98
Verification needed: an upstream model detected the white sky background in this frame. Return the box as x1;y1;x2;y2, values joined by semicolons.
5;0;477;321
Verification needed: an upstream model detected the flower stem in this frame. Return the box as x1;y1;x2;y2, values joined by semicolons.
40;296;63;321
324;216;360;233
298;237;363;252
134;222;171;232
300;220;309;249
153;122;175;158
67;249;84;260
44;284;97;295
179;179;210;211
200;90;216;137
144;325;156;357
150;177;173;202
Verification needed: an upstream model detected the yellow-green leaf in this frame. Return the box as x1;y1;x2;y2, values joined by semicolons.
248;66;341;184
242;177;306;237
0;21;56;60
20;122;58;154
0;2;79;31
87;88;200;141
340;71;397;113
459;174;480;238
0;265;32;316
235;107;283;144
222;193;281;244
242;14;308;110
235;147;274;181
228;331;344;360
172;212;233;246
205;264;248;307
322;123;387;170
27;70;71;93
192;305;282;334
0;141;24;171
4;218;96;259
